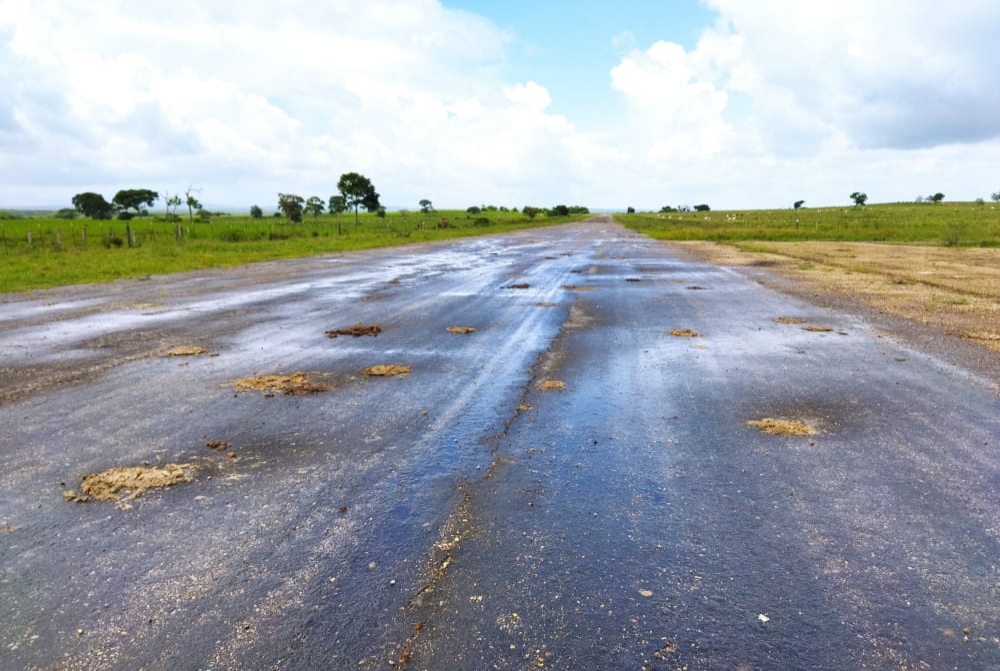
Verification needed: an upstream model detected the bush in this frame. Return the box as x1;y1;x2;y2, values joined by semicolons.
117;211;134;221
466;206;482;215
473;217;491;227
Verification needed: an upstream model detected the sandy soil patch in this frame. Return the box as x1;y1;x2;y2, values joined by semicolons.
668;329;701;337
231;372;333;395
802;325;834;332
364;364;412;377
447;326;476;334
536;302;559;307
748;418;818;436
64;463;195;502
326;324;381;338
774;317;808;324
164;345;208;356
539;380;566;390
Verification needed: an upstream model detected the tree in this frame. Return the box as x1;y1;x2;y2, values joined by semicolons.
850;191;868;206
277;193;304;223
991;191;1000;204
467;206;482;215
185;186;202;223
305;196;325;219
165;193;182;221
694;204;711;212
548;204;570;216
337;172;380;226
522;206;540;220
250;205;263;219
659;205;676;213
112;189;158;217
626;206;635;214
930;192;945;204
54;208;78;220
794;200;805;210
419;199;434;214
328;195;348;234
71;192;114;219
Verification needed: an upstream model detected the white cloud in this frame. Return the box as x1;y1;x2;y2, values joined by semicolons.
1;0;998;210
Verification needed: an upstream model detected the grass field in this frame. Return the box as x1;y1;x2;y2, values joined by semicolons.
616;202;1000;246
0;209;588;293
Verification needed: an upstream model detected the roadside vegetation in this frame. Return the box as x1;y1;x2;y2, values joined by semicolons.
617;201;1000;247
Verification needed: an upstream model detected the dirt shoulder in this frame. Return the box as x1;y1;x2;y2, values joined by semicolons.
667;240;1000;389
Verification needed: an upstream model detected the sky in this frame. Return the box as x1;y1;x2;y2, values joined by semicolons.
2;0;999;212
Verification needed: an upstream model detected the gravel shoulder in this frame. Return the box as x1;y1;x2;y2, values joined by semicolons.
666;240;1000;389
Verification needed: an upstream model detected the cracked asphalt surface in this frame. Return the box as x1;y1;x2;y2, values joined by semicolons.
2;219;999;670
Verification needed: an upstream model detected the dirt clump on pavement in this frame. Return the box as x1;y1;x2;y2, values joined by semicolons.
802;325;834;332
232;372;333;395
626;277;642;283
506;283;530;289
364;364;412;377
748;418;818;436
326;324;381;338
539;380;566;390
64;463;195;502
668;329;701;337
536;302;559;307
774;317;808;324
164;345;208;356
561;285;595;291
447;326;476;334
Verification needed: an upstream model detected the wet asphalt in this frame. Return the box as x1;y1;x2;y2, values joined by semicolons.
1;219;999;670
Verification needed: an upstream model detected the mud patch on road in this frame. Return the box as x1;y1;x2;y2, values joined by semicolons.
562;285;595;291
447;327;476;334
535;302;559;307
965;332;1000;352
64;463;196;502
668;329;701;337
231;372;333;395
164;346;208;356
364;364;412;377
625;277;642;283
748;418;818;436
802;325;834;332
505;283;530;289
539;380;566;390
326;324;382;338
774;317;808;325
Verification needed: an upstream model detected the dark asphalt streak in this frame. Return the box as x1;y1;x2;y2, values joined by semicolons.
1;220;998;670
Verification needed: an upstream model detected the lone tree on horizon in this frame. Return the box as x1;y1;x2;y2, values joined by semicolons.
337;172;381;227
850;191;868;206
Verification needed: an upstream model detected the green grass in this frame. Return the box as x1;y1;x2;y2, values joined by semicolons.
616;202;1000;247
0;210;589;293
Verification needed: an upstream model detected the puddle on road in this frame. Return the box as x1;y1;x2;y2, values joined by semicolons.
231;372;333;395
64;463;196;503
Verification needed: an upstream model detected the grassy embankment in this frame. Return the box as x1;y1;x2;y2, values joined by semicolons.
0;210;589;293
616;202;1000;247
